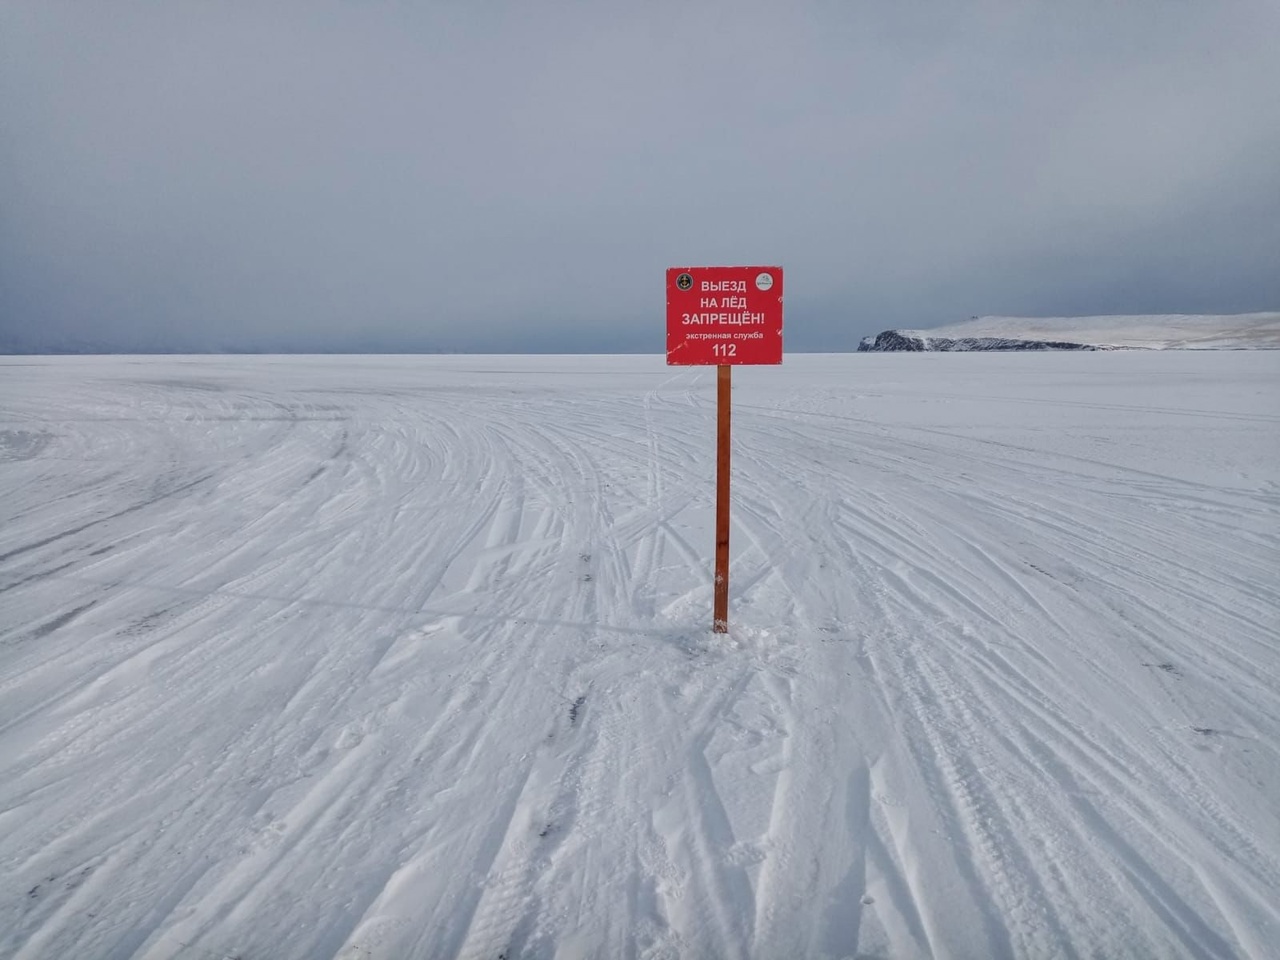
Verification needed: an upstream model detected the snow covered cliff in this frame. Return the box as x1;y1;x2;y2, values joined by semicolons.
858;312;1280;352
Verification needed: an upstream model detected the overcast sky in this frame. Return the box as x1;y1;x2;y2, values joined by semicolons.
2;2;1278;353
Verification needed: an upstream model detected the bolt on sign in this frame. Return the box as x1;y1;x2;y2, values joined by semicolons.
666;266;784;365
666;266;784;633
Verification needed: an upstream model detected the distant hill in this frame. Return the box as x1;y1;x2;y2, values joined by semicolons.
858;312;1280;352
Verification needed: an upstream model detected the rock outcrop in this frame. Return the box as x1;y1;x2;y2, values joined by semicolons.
858;331;1099;352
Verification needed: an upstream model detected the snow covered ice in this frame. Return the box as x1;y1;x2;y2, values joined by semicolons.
2;352;1278;959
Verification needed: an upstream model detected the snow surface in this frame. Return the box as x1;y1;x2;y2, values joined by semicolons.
2;352;1278;960
900;312;1280;350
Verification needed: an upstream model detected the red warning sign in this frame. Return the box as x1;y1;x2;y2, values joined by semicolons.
666;266;783;365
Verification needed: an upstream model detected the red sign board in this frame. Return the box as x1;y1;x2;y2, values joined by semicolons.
666;266;783;365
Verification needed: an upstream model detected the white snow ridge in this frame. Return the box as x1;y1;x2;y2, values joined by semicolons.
861;312;1280;352
2;352;1279;959
915;311;1280;349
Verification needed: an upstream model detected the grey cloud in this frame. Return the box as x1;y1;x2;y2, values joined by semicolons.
2;1;1277;353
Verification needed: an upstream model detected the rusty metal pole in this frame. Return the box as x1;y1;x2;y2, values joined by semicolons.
713;364;731;633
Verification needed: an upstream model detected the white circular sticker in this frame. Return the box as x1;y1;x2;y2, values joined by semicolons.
755;272;774;291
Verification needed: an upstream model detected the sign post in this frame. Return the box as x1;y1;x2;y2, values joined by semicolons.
715;363;731;631
666;266;784;633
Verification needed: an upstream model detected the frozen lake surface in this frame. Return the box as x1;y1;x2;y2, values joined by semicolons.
2;352;1278;959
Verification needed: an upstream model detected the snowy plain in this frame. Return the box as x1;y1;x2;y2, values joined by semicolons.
1;352;1278;960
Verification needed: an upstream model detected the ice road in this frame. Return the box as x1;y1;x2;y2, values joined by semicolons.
2;352;1278;959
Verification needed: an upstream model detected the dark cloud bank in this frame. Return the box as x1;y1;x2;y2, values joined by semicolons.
2;1;1277;354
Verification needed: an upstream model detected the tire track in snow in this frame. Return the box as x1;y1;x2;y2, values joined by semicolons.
731;381;1279;959
728;458;934;960
2;355;1277;959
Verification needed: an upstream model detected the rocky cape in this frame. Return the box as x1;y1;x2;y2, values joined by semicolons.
857;313;1280;352
858;331;1100;352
